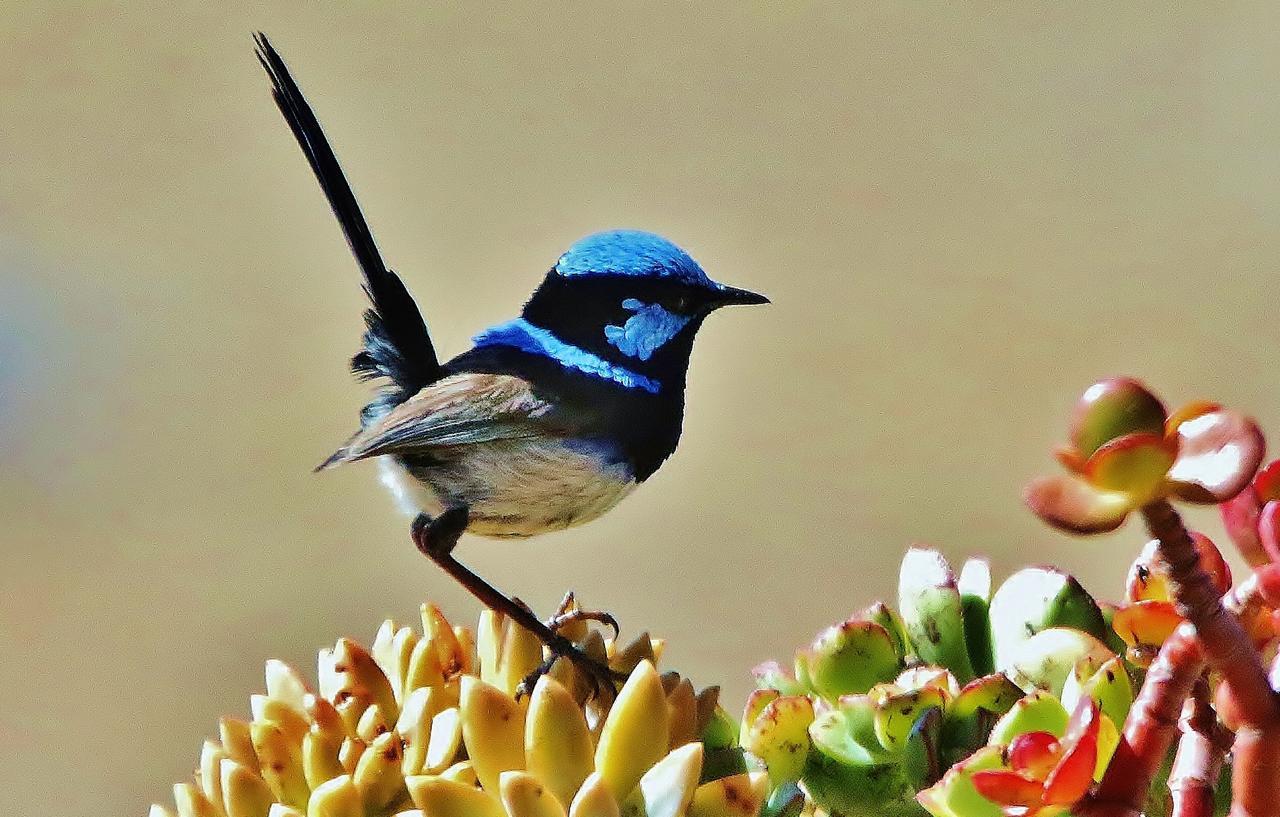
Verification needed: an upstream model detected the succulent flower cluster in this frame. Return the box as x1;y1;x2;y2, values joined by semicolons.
150;601;765;817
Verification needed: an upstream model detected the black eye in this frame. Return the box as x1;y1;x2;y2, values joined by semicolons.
673;294;693;313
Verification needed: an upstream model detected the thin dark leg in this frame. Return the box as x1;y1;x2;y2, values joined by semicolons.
410;511;625;696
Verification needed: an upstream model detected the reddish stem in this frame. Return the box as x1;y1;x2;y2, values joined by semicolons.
1141;500;1280;817
1085;625;1204;816
1082;553;1272;816
1170;678;1230;817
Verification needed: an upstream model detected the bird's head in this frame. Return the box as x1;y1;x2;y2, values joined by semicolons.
500;230;767;393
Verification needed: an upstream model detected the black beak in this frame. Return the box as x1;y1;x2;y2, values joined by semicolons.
710;285;770;308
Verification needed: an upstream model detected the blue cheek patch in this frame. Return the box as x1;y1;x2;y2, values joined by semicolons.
603;299;690;361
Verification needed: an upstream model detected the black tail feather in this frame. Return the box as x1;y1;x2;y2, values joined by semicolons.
254;32;441;405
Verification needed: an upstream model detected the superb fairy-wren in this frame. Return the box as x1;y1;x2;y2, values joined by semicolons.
256;35;767;688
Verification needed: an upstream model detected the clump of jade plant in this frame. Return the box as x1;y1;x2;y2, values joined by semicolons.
1024;377;1279;817
148;600;761;817
740;546;1136;817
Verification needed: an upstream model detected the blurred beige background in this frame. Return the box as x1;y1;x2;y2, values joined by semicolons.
3;3;1280;813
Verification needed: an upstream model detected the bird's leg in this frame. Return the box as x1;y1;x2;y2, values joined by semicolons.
410;510;625;699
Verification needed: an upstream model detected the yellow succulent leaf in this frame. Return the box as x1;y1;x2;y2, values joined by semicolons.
525;675;595;809
497;619;547;698
420;604;465;675
173;782;220;817
650;639;666;664
441;761;477;786
198;741;230;816
302;730;345;790
460;675;527;794
738;689;779;747
334;638;401;724
265;660;310;711
390;812;424;817
455;625;478;675
150;806;177;817
743;695;814;785
404;636;446;694
609;632;656;676
568;772;622;817
405;775;506;817
353;731;407;811
396;686;436;777
619;742;703;817
267;806;304;817
595;661;670;800
306;775;362;817
250;721;310;809
219;718;258;769
219;759;274;817
1096;713;1120;781
665;679;698;749
424;707;463;773
477;610;504;685
337;737;364;774
356;703;390;742
251;695;310;745
500;770;570;817
686;772;767;817
372;624;419;705
304;695;347;744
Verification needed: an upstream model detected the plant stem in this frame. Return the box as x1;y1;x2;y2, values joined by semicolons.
1140;500;1280;817
1169;678;1230;817
1085;625;1204;817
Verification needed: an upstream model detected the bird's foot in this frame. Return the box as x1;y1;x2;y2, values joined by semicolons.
513;591;619;639
515;633;624;701
411;508;469;558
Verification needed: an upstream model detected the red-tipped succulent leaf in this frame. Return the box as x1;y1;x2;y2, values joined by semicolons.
1041;698;1100;805
1166;408;1265;504
1222;459;1280;567
972;699;1102;811
1024;474;1133;534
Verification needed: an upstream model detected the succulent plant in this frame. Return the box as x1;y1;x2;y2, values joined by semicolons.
738;547;1138;816
149;601;764;817
1024;377;1264;534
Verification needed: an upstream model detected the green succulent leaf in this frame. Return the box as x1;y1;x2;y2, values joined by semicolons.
901;707;944;791
989;567;1107;675
941;674;1023;760
898;548;975;684
987;690;1069;745
916;745;1006;817
1061;656;1133;728
759;781;806;817
1006;627;1115;697
806;620;902;700
958;559;995;678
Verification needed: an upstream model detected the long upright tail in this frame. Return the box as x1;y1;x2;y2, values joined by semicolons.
254;33;442;421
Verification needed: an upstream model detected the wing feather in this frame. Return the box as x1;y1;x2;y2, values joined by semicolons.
317;373;555;469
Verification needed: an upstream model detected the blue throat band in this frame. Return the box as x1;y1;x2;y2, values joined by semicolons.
472;318;663;394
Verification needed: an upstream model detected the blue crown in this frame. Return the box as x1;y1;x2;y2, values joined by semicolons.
554;230;711;287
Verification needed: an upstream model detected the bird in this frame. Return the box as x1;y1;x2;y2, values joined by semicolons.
254;34;767;688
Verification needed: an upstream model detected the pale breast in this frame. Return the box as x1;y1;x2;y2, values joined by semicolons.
378;437;636;538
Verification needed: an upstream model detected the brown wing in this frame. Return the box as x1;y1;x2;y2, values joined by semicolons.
317;373;554;469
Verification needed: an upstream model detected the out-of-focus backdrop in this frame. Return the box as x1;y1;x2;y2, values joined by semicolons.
3;4;1279;813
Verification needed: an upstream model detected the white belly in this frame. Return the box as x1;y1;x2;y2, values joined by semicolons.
376;438;636;538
